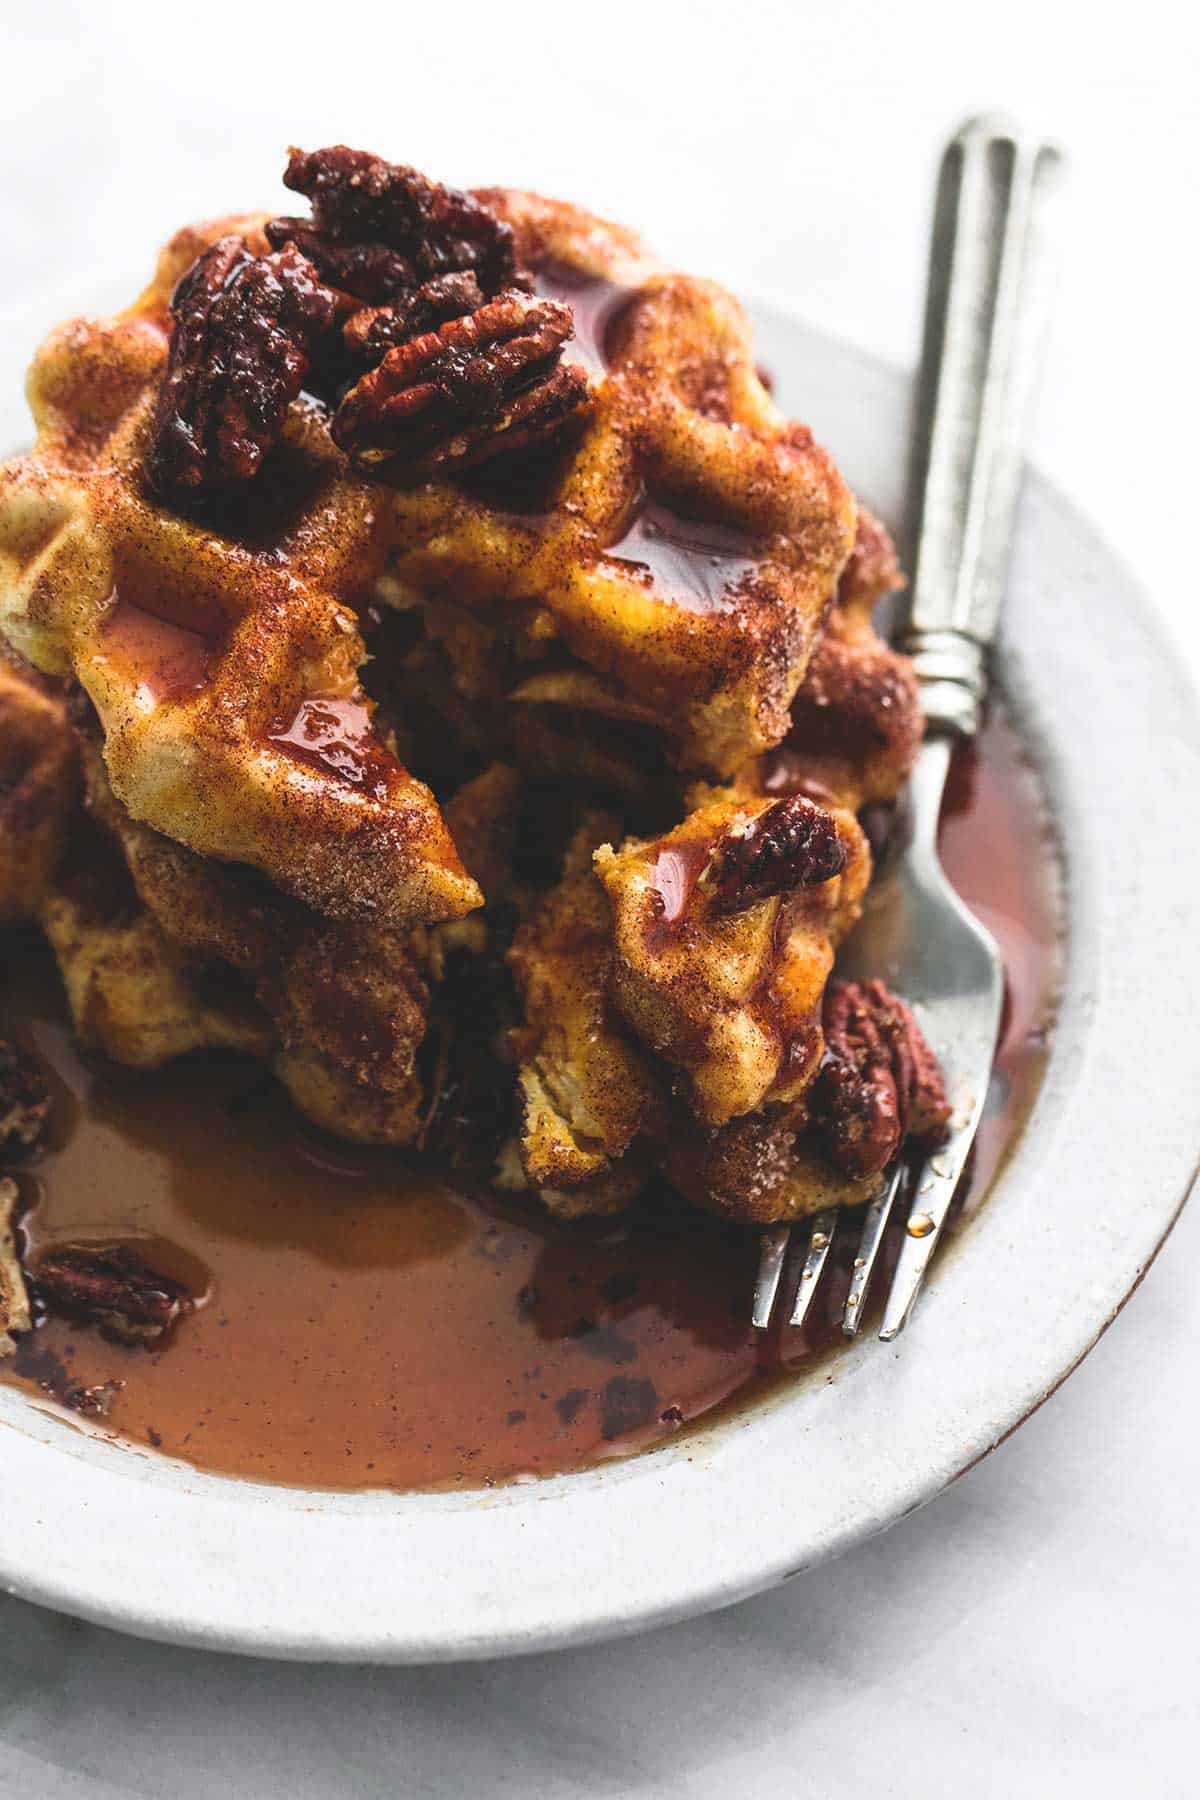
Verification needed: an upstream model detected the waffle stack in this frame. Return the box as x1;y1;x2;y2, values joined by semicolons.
0;147;944;1218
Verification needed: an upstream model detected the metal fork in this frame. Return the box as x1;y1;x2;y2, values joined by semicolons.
753;115;1062;1340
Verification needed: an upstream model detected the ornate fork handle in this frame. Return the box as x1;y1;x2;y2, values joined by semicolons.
904;117;1062;739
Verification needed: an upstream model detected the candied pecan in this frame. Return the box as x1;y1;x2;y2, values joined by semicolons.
147;236;340;494
0;1041;50;1152
342;272;485;364
263;219;418;305
32;1244;195;1347
708;796;846;914
275;145;518;297
811;978;951;1176
332;291;589;474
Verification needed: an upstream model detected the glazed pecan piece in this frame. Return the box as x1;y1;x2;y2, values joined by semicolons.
270;145;518;298
708;796;847;915
811;978;951;1176
0;1041;50;1152
32;1244;195;1346
148;236;339;494
332;291;589;473
262;219;419;305
341;272;484;364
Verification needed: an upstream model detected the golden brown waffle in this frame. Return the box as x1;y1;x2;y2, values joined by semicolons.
595;793;869;1124
507;783;873;1221
0;150;942;1226
664;1121;879;1225
0;650;77;925
0;183;857;921
0;654;430;1147
0;218;479;928
763;508;923;810
40;861;272;1069
0;1177;29;1357
383;189;857;778
62;731;430;1143
508;816;664;1206
39;818;431;1146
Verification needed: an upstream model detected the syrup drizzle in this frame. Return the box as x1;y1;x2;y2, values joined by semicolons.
267;693;394;796
532;260;633;379
533;260;758;612
0;716;1059;1494
604;499;757;612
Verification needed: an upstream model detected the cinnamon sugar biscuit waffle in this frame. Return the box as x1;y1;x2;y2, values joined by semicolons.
0;144;947;1228
69;731;430;1144
595;791;870;1125
40;851;272;1071
382;186;857;777
508;816;664;1205
0;650;77;925
0;219;479;927
507;785;873;1221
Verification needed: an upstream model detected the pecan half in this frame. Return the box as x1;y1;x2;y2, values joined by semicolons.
262;219;418;305
32;1244;195;1346
341;272;485;364
270;145;518;298
147;236;340;494
332;291;589;473
0;1041;50;1152
708;796;846;914
811;978;951;1176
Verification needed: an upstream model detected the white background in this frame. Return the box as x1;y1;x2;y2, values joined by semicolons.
2;2;1199;1794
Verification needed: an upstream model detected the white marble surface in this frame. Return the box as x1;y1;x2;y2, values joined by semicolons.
3;2;1199;1792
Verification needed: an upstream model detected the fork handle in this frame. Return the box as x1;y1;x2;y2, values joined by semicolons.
903;116;1062;738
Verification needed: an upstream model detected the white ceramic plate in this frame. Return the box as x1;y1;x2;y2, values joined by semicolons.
1;292;1197;1664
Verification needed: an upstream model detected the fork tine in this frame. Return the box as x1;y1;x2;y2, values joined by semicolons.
879;1128;975;1340
842;1162;905;1337
751;1225;792;1329
788;1208;839;1329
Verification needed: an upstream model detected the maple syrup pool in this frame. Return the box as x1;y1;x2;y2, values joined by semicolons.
0;711;1060;1492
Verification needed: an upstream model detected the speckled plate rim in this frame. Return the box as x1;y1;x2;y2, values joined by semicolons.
0;295;1197;1665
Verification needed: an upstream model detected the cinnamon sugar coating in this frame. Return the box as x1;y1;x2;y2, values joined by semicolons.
592;794;869;1128
71;729;431;1145
772;508;923;809
0;233;480;928
379;186;856;776
148;237;339;494
0;148;949;1224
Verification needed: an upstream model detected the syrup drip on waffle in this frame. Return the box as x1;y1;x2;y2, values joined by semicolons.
532;261;634;378
605;497;757;612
